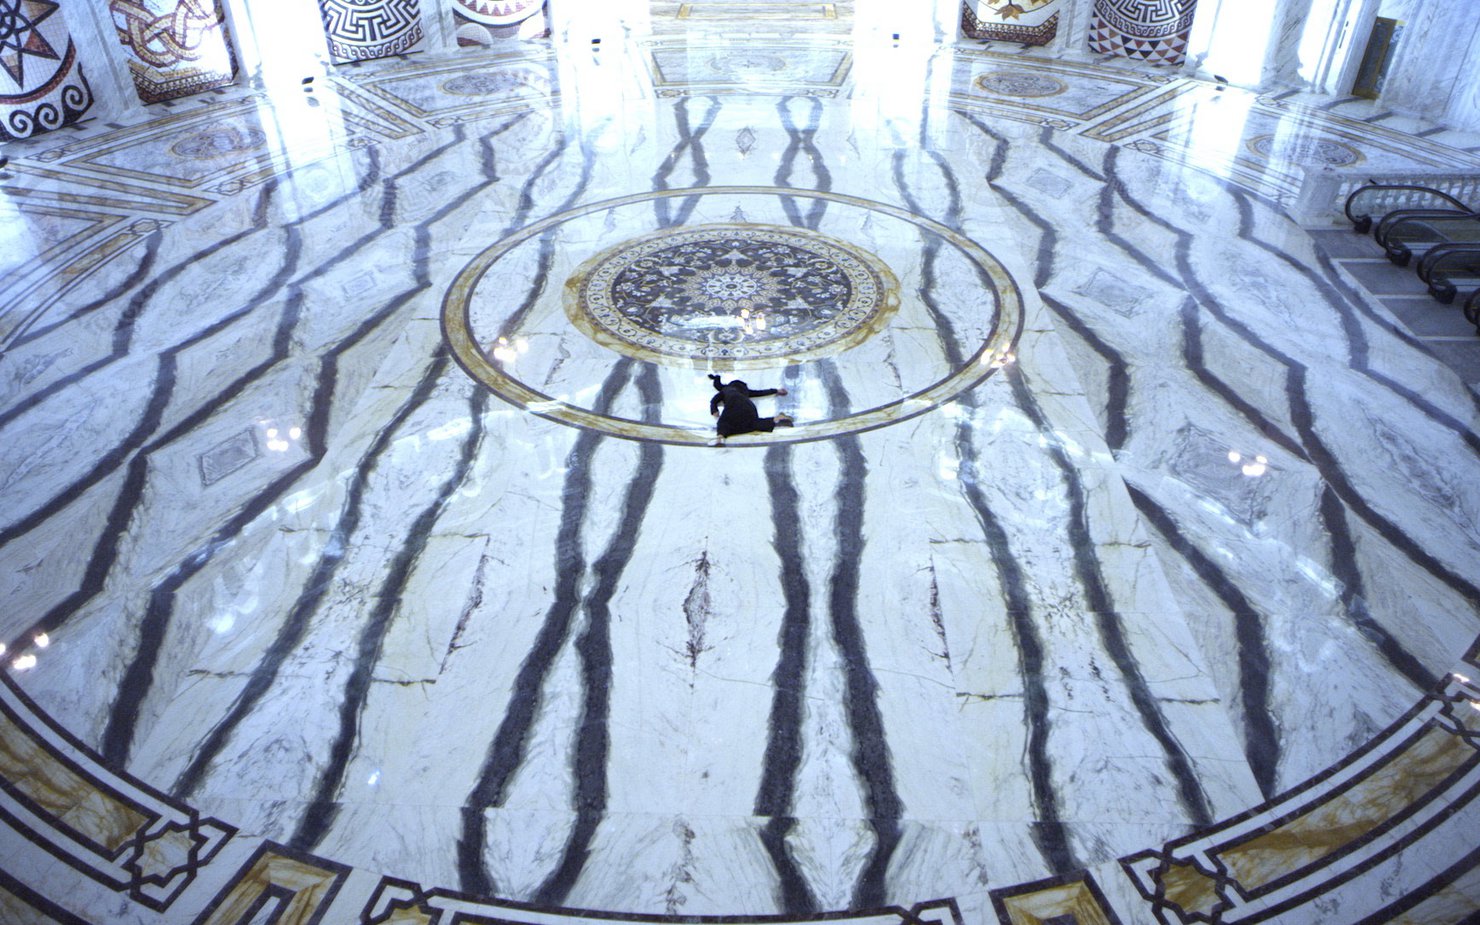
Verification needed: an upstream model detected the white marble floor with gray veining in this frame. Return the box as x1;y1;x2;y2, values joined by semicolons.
2;29;1480;924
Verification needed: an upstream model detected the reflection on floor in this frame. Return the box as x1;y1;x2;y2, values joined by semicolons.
3;25;1480;925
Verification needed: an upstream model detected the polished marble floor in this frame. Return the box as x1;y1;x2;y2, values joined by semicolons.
3;19;1480;925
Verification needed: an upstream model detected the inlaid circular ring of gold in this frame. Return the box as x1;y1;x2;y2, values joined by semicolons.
442;186;1024;446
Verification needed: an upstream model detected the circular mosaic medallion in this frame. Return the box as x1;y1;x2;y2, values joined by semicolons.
1246;134;1363;167
170;125;268;159
712;52;788;74
564;224;898;368
975;72;1068;99
441;71;532;96
443;187;1023;446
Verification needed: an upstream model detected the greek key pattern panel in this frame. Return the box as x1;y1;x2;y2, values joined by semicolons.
107;0;239;104
1087;0;1196;67
318;0;426;65
0;0;93;140
960;0;1060;46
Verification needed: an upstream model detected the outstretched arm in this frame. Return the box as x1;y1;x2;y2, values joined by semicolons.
745;386;787;398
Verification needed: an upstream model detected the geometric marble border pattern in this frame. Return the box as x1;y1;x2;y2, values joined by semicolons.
5;663;1480;921
0;674;234;913
443;186;1024;446
1122;667;1480;925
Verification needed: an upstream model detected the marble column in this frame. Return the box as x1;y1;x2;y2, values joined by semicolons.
0;0;94;140
317;0;427;63
449;0;548;47
960;0;1063;46
107;0;239;103
1086;0;1197;66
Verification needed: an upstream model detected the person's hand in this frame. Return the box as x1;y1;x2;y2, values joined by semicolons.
712;409;719;417
777;387;788;396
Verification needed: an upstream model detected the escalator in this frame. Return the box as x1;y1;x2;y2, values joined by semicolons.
1346;181;1480;332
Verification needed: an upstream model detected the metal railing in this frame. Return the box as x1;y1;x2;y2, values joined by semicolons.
1291;168;1480;226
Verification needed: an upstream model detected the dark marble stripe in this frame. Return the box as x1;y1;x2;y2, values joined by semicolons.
958;118;1132;452
1108;155;1480;608
173;351;455;799
1414;126;1445;138
1267;89;1299;101
1126;485;1280;799
816;361;902;909
72;126;512;761
458;361;633;898
1178;297;1309;462
1042;293;1130;452
8;227;164;351
0;183;279;437
98;289;305;767
888;117;967;367
144;119;534;788
776;97;831;230
654;96;720;229
493;131;597;342
1230;188;1480;448
929;108;1076;873
1007;365;1215;827
951;399;1076;873
535;364;666;905
754;441;818;914
1361;110;1395;123
1288;365;1480;609
1317;485;1436;688
291;385;490;850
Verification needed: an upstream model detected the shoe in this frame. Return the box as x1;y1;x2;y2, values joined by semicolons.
709;436;725;447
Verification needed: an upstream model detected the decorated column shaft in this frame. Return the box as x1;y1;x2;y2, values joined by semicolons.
1087;0;1198;66
108;0;239;103
960;0;1062;46
450;0;548;47
318;0;426;64
0;0;93;140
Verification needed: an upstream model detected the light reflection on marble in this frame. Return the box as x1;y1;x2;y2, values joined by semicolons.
1;19;1480;925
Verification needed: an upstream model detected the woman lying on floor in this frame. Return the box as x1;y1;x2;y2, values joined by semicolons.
708;373;793;446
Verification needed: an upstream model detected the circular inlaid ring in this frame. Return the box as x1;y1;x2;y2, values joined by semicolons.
442;186;1024;445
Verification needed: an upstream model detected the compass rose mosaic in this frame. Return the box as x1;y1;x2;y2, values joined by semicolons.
564;224;898;369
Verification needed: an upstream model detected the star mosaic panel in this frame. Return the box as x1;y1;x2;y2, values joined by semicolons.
0;0;92;140
960;0;1060;46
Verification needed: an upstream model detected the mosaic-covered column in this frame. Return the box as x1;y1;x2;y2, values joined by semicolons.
107;0;238;103
960;0;1062;45
450;0;547;47
318;0;425;64
1087;0;1197;66
0;0;93;140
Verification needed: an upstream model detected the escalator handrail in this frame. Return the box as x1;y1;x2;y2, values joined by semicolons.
1373;208;1480;250
1345;181;1473;231
1416;241;1480;284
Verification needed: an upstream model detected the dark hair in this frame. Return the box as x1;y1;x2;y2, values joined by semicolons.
709;373;723;390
